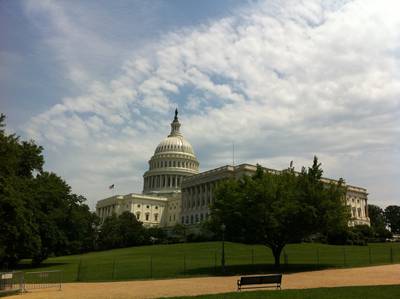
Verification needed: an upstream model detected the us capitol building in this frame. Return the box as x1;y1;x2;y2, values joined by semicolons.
96;110;370;227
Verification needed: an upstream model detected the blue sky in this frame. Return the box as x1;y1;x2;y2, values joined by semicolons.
1;0;399;209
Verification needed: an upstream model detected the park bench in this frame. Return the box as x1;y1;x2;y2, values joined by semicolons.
237;274;282;291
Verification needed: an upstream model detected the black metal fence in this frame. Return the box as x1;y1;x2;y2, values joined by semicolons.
0;270;62;295
0;271;24;295
72;245;400;282
24;270;62;292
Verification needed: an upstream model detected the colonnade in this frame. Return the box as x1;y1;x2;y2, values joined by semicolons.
182;182;215;211
97;205;116;220
149;159;198;170
144;174;185;190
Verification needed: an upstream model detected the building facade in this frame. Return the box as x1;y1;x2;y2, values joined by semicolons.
96;110;370;227
181;164;370;227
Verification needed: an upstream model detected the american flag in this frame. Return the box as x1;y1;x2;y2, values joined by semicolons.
109;184;115;189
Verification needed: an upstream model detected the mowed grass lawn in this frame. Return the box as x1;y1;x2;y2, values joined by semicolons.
163;285;400;299
17;242;400;282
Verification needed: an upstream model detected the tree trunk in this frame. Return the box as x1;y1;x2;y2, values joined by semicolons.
272;246;283;268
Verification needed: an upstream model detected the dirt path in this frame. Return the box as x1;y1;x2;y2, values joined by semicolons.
9;264;400;299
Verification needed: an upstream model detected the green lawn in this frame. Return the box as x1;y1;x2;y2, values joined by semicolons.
16;242;400;282
163;285;400;299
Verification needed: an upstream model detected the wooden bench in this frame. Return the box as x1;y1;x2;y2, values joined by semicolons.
237;274;282;291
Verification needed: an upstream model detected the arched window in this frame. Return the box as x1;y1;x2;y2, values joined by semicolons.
136;212;140;220
154;214;158;221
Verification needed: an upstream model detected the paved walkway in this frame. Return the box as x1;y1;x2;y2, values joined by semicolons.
9;264;400;299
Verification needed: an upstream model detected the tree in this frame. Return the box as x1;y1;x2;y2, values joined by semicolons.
210;157;349;267
98;212;147;249
367;204;391;240
0;114;98;267
368;204;386;229
385;205;400;234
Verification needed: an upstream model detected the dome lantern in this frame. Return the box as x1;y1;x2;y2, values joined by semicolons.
169;108;181;137
142;109;199;194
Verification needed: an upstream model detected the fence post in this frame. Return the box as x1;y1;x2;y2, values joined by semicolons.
112;259;116;280
77;259;82;282
251;249;254;265
343;248;346;267
150;256;153;279
183;254;186;275
316;248;320;266
390;247;393;263
59;270;62;291
369;247;372;264
214;251;217;274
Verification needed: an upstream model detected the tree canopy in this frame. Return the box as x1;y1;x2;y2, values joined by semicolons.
210;157;349;267
384;205;400;234
0;114;99;267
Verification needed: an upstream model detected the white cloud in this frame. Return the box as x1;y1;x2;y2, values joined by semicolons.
24;0;400;208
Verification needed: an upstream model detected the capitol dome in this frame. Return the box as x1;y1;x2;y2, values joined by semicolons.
143;109;199;194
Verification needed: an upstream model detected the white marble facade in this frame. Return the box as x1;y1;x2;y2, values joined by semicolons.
96;111;370;227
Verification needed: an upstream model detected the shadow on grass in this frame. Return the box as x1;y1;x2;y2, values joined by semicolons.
182;263;335;276
12;262;68;271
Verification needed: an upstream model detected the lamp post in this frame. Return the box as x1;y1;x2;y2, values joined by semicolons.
221;223;226;274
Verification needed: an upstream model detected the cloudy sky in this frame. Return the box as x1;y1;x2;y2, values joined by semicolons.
1;0;399;209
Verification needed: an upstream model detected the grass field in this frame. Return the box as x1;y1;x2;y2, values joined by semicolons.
163;285;400;299
16;242;400;282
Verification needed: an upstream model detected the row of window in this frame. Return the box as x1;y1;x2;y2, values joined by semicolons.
136;212;158;222
156;143;192;153
184;184;214;194
182;213;209;225
149;159;197;170
136;204;158;209
183;197;213;209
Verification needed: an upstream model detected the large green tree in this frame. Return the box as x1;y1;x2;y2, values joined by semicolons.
98;212;147;249
367;204;391;240
210;157;349;267
385;205;400;234
0;114;98;267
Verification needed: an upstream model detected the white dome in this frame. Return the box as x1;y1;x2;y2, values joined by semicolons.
142;109;199;195
155;136;195;155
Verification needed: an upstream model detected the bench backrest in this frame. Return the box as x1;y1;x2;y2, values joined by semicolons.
240;274;282;285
